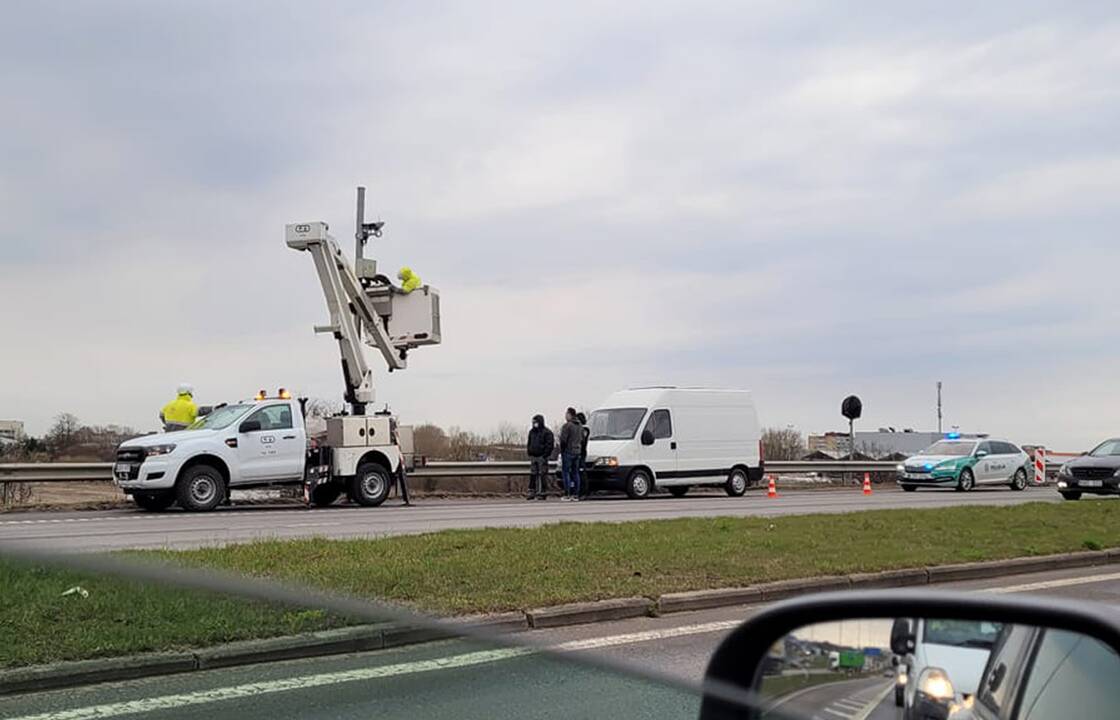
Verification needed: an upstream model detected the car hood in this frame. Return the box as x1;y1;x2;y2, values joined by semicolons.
1065;456;1120;470
918;644;991;696
586;439;631;459
905;455;967;468
120;429;217;448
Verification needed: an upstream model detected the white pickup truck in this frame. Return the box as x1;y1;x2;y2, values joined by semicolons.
114;395;406;512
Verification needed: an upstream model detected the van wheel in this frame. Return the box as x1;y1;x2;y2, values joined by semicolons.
1060;491;1082;501
311;484;342;507
626;469;652;499
351;463;392;507
956;468;975;492
667;486;690;498
176;464;225;512
725;468;749;497
1010;468;1028;491
133;491;175;512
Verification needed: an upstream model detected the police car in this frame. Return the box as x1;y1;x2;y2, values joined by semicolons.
896;435;1031;492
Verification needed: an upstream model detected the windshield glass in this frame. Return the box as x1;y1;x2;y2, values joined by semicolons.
588;408;647;441
1089;440;1120;457
923;619;1002;648
188;404;252;430
917;441;977;457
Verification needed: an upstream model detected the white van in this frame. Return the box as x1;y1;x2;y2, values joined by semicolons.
583;387;763;499
891;617;1000;717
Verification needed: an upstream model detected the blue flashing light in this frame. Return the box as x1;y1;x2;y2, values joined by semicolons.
924;463;934;471
946;432;961;439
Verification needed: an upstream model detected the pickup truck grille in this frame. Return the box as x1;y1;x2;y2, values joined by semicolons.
116;447;146;463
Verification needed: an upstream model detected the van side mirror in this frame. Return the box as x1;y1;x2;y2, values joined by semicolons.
239;419;261;433
890;617;915;655
641;430;655;446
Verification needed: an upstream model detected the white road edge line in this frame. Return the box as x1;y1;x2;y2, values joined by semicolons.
986;571;1120;594
4;619;746;720
823;707;853;718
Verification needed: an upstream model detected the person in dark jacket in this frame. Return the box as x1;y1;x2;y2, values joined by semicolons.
525;414;554;500
576;411;591;498
558;407;583;501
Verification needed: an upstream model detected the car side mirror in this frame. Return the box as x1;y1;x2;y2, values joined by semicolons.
239;420;261;433
976;450;989;458
641;430;655;446
698;590;1120;719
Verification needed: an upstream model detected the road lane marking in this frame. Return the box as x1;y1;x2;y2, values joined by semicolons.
851;684;893;720
823;707;852;718
834;698;863;710
987;571;1120;594
5;618;745;720
4;648;533;720
550;619;743;651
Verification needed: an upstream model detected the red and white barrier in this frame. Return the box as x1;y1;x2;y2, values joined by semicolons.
1034;447;1046;486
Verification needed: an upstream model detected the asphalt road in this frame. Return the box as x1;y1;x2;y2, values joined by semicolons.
3;565;1119;720
0;485;1076;551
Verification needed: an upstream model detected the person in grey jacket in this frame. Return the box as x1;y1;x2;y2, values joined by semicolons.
558;407;583;501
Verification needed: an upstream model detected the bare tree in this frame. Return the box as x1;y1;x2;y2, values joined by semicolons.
46;413;82;458
492;421;520;448
761;427;806;461
413;423;450;459
446;426;488;461
303;397;343;419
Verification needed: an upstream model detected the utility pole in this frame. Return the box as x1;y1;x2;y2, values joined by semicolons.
937;381;943;435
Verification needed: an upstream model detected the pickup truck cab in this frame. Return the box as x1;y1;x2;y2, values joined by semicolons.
115;397;401;511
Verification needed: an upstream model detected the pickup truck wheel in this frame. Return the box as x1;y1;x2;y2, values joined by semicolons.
133;491;175;512
626;469;652;499
311;484;342;507
176;464;224;512
667;486;690;498
351;463;391;507
725;468;749;497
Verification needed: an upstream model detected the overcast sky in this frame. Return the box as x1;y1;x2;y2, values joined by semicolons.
2;1;1117;449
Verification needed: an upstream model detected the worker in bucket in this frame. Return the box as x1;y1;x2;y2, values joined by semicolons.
397;266;421;294
159;383;198;432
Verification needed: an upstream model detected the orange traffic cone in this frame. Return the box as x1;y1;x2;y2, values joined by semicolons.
862;473;872;496
767;475;778;498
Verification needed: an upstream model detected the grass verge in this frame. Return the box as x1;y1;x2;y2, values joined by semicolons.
3;500;1119;667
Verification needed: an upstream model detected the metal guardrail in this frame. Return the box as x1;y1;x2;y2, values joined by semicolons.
0;460;1061;483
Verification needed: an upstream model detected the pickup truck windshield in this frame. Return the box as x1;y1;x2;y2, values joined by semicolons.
188;404;252;431
589;408;647;441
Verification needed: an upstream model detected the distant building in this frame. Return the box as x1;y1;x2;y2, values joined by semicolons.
807;429;988;459
0;420;25;445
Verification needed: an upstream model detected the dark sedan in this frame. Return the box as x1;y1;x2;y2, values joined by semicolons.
1056;438;1120;500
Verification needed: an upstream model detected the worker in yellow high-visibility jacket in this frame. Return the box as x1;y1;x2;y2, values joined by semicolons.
397;266;421;294
160;383;198;432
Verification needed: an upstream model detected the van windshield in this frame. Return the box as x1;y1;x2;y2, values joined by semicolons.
589;408;647;441
923;619;1002;649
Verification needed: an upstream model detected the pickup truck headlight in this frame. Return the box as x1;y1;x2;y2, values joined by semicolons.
594;456;619;468
145;444;177;457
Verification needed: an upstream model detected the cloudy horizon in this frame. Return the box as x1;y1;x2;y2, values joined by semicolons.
2;1;1118;450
